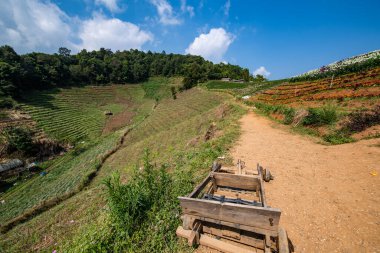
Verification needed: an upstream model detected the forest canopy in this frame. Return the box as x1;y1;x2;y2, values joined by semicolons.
0;45;250;107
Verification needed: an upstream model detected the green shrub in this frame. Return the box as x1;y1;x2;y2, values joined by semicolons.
344;105;380;132
323;131;354;145
1;126;36;155
253;102;295;125
303;105;338;126
0;111;8;119
170;86;177;100
94;149;194;252
0;97;14;109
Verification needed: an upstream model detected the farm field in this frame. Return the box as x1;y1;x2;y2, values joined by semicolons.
0;78;176;228
0;83;245;252
253;67;380;106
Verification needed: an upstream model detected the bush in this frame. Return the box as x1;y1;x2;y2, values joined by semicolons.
170;86;177;100
344;105;380;132
323;131;354;145
1;126;36;155
303;105;338;126
253;102;295;125
95;149;194;252
0;97;14;109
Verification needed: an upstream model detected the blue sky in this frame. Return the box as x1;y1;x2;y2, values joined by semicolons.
0;0;379;79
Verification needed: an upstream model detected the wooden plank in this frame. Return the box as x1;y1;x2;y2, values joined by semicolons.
177;226;255;253
188;215;279;237
200;234;255;253
203;225;265;249
179;197;280;232
211;172;261;191
214;189;259;202
188;163;221;198
278;227;290;253
259;177;267;207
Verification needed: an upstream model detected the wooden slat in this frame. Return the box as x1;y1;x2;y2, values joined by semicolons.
188;163;221;198
211;172;261;191
179;197;281;232
187;215;279;237
213;189;259;202
176;226;255;253
203;225;265;249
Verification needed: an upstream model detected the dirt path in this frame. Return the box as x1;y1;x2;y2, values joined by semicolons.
230;112;380;253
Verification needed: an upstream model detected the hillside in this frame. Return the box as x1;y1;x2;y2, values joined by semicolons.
0;78;245;252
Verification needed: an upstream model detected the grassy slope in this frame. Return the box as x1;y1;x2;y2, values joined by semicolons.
0;82;158;225
0;84;245;252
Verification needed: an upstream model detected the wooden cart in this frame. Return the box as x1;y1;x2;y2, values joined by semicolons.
176;161;290;253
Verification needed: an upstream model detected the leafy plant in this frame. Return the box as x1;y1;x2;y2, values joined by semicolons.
170;86;177;100
1;126;36;155
323;131;354;145
303;105;338;126
344;105;380;132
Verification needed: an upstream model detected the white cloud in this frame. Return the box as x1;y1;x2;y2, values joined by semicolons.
185;28;235;62
181;0;194;17
0;0;153;53
0;0;73;54
95;0;122;13
253;66;271;77
150;0;181;25
78;14;153;51
224;0;231;16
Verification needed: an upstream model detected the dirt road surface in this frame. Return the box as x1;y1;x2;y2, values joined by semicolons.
230;112;380;252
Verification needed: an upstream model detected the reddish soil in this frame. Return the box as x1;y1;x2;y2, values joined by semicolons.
228;112;380;253
253;67;380;104
102;109;134;134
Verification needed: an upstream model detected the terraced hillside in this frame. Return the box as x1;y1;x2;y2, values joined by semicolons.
0;83;244;252
19;85;141;142
253;67;380;105
0;82;158;227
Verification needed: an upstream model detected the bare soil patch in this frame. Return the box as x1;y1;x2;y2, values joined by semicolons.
230;112;380;252
102;109;134;134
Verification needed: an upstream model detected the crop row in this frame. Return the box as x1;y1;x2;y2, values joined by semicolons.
255;86;380;103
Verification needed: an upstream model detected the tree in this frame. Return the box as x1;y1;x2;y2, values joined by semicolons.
58;47;71;57
242;68;250;82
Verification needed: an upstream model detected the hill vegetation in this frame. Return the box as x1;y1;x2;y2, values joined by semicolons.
0;77;245;252
0;45;250;108
1;46;379;253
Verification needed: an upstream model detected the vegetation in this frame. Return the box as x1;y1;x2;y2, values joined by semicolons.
1;127;36;155
205;80;249;90
0;45;250;108
344;105;380;132
250;102;295;125
0;81;244;252
291;51;380;82
303;105;338;126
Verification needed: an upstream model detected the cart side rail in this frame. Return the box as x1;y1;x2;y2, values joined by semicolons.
179;197;281;233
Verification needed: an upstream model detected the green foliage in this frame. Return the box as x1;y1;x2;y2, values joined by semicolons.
290;56;380;82
206;80;249;89
0;45;248;98
252;102;295;125
170;86;177;99
1;126;36;155
323;131;354;145
0;96;14;108
303;105;338;126
343;105;380;132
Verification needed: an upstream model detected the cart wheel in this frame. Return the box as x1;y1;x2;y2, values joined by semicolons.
277;227;290;253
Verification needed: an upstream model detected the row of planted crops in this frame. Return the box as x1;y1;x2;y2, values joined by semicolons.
19;86;121;142
254;67;380;103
